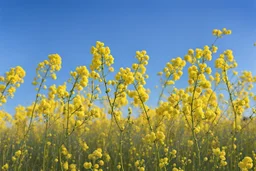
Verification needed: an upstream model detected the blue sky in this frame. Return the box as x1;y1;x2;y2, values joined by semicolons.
0;0;255;114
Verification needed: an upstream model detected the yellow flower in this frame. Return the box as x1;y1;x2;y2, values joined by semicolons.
63;161;69;170
48;54;62;71
83;162;92;169
1;163;8;170
15;150;22;157
98;160;104;166
238;157;253;170
117;165;121;170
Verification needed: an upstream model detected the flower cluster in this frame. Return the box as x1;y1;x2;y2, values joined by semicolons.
90;41;114;71
238;156;253;171
0;66;26;106
212;147;227;167
212;28;232;37
33;54;62;86
70;66;90;91
215;50;237;71
161;57;186;84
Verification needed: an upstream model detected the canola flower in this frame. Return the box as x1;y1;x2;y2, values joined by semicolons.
0;28;256;171
0;66;26;106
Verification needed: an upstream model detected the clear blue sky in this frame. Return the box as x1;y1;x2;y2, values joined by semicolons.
0;0;255;114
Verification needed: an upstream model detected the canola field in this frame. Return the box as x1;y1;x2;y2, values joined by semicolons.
1;28;256;171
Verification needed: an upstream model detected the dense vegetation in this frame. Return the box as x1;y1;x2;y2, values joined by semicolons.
1;28;256;171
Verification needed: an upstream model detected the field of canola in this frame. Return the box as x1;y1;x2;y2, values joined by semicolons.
1;28;256;171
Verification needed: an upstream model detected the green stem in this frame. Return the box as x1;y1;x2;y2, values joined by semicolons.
43;115;49;171
120;131;125;171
